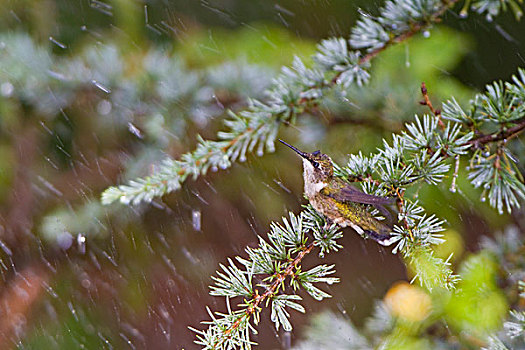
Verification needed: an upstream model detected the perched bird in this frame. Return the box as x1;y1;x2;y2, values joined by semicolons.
279;139;395;246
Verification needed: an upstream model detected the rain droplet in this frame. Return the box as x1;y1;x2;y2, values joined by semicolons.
91;79;111;93
47;70;66;81
219;156;229;169
405;44;410;67
127;122;144;139
97;99;112;115
68;301;79;321
49;36;67;49
0;239;12;256
81;278;91;289
57;232;73;250
192;209;201;231
1;82;13;97
77;233;86;254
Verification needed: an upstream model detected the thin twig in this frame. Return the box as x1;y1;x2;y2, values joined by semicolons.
359;0;460;65
466;119;525;148
214;242;316;348
328;0;459;86
420;82;445;129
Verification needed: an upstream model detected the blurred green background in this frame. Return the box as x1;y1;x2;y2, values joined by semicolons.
0;0;524;349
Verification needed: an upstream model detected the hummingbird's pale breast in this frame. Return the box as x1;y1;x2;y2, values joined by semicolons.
302;158;327;198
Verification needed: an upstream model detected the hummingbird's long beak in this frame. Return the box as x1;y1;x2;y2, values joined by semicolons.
279;139;308;158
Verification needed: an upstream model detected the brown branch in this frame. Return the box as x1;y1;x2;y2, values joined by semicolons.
359;24;422;65
215;242;316;348
254;242;315;306
329;6;455;86
317;1;460;105
358;0;460;65
466;119;525;148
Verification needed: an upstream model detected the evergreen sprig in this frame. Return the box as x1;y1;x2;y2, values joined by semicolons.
189;2;524;343
102;104;281;205
192;209;342;349
101;0;463;206
504;310;525;339
77;0;525;347
468;0;524;20
441;68;525;213
336;112;473;263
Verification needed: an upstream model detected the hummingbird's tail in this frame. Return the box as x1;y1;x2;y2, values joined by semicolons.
364;230;396;246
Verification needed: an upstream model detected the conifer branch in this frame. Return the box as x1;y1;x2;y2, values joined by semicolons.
467;118;525;147
192;210;341;349
101;0;465;206
212;242;315;349
357;0;460;64
189;1;525;348
1;1;524;348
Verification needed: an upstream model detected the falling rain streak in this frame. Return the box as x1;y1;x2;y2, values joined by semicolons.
0;0;523;349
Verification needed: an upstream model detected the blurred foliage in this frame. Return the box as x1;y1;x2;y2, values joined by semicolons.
20;308;119;350
445;253;508;334
0;0;524;349
178;23;317;68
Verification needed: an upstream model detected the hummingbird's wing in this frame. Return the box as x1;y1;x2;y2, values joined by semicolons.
321;184;394;224
322;184;392;205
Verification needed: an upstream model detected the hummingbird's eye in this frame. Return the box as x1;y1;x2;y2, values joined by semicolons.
312;161;319;168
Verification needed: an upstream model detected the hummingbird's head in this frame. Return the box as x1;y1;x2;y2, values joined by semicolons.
279;139;334;181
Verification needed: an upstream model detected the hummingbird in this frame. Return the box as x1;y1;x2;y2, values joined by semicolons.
279;140;395;246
